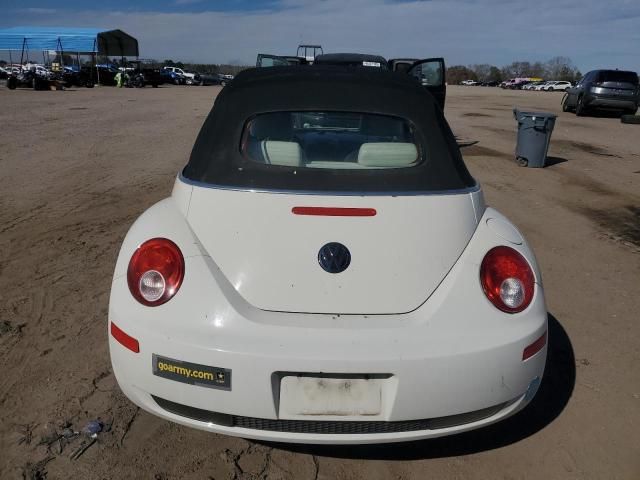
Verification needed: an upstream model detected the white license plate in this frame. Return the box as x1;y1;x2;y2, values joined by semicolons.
279;376;383;418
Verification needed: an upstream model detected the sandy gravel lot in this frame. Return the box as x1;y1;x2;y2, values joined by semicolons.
0;83;638;480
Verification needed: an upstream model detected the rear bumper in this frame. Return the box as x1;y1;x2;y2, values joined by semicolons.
585;94;637;110
110;309;546;444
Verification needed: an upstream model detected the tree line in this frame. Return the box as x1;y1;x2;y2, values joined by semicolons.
447;56;583;85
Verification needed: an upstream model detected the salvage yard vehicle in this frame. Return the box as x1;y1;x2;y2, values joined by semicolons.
562;69;639;116
109;65;548;444
161;68;186;85
88;65;119;86
545;80;572;92
522;81;544;90
314;53;389;69
256;53;309;67
296;44;323;62
255;52;446;109
198;72;227;86
182;70;202;85
126;61;165;88
163;66;195;85
387;58;418;73
6;67;55;90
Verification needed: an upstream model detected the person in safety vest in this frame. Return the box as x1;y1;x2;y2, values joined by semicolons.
115;71;127;88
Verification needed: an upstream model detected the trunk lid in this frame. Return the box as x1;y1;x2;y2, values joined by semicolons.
185;185;482;314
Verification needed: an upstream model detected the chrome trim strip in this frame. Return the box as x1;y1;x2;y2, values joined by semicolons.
177;172;481;197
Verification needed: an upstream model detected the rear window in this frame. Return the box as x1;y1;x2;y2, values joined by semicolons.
241;112;422;170
595;71;638;84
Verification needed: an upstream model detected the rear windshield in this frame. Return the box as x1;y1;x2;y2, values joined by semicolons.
595;71;638;84
241;112;422;170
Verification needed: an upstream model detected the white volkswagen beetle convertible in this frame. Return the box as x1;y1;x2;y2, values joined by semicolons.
109;65;547;444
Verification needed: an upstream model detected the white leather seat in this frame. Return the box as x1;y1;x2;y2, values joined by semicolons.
357;142;419;168
261;141;302;166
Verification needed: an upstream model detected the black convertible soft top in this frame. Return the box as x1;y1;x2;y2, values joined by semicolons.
183;66;475;193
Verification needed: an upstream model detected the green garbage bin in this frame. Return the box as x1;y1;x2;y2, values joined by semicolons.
513;109;557;168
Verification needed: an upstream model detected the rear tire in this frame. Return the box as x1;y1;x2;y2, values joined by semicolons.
7;77;17;89
621;114;640;124
575;95;587;116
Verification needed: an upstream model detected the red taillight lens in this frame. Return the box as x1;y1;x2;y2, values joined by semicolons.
127;238;184;306
480;246;535;313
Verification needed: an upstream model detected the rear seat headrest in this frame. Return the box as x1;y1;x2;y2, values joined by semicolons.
357;142;419;168
262;140;302;166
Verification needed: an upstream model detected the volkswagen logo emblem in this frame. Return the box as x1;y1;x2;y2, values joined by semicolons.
318;242;351;274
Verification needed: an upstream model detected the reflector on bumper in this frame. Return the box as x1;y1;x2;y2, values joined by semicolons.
110;322;140;353
522;331;547;361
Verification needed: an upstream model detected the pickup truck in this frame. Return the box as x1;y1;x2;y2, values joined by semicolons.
162;67;199;85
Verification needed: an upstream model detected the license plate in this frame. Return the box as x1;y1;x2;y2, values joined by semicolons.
152;354;231;390
279;376;383;418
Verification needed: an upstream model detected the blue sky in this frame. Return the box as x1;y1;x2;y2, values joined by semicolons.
2;0;639;72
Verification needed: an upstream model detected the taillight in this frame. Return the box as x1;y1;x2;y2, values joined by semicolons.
480;246;534;313
127;238;184;306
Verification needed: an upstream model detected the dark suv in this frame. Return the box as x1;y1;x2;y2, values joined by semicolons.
563;69;639;116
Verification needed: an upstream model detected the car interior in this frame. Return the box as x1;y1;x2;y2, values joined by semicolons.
241;111;421;169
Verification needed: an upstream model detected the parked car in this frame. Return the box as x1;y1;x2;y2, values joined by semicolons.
314;53;390;69
387;58;418;73
60;66;94;88
562;69;639;116
545;81;571;92
90;65;119;86
109;65;547;445
533;82;552;91
502;78;530;89
181;70;203;85
163;67;196;85
161;68;186;85
125;61;165;88
23;63;51;78
257;54;306;67
461;80;479;86
198;73;229;86
522;81;544;90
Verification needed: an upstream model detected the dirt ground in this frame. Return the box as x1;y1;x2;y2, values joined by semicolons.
0;82;638;480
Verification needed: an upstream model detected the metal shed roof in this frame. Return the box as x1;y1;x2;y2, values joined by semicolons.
0;27;139;56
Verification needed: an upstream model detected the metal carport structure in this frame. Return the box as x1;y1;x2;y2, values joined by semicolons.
0;26;139;68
